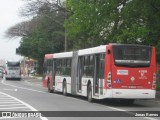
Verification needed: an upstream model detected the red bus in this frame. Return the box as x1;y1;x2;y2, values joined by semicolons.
42;44;156;103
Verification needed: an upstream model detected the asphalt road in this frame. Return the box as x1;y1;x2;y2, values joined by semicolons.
0;77;160;120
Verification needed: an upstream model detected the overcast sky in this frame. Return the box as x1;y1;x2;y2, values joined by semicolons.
0;0;25;61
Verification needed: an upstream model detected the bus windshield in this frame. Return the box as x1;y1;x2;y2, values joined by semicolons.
113;45;152;67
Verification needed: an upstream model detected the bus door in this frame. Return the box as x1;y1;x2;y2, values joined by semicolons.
52;60;56;88
77;57;83;92
93;54;100;95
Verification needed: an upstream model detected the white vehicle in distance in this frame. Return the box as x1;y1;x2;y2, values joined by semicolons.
5;60;21;80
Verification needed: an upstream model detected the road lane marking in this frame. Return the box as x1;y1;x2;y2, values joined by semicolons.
0;92;48;120
1;79;158;120
0;98;13;99
3;89;18;91
1;79;45;93
24;80;42;87
0;100;17;102
0;102;19;103
0;104;24;107
0;107;28;109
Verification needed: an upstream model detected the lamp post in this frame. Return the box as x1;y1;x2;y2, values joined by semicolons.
58;0;67;52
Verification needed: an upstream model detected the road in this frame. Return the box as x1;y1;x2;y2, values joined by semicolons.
0;77;159;120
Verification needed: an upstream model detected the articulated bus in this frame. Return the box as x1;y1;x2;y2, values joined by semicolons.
42;43;156;103
5;60;21;80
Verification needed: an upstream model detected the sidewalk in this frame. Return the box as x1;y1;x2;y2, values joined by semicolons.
21;75;42;83
156;91;160;101
22;75;42;79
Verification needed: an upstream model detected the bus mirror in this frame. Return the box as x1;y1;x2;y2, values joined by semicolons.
107;50;111;54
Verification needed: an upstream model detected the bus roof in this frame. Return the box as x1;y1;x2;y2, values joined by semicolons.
54;52;73;58
78;45;107;56
45;52;73;59
45;54;54;59
44;44;153;60
45;45;107;59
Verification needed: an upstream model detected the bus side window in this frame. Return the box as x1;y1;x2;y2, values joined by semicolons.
78;56;84;77
56;59;62;75
56;59;59;75
47;60;49;74
50;60;53;74
66;58;71;76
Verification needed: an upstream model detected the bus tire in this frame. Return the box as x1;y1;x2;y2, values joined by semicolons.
63;81;67;96
87;84;93;102
48;81;53;93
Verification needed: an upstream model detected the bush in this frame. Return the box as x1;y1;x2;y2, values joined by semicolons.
157;85;160;91
157;74;160;91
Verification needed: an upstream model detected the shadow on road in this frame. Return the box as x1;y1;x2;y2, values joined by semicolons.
48;91;146;108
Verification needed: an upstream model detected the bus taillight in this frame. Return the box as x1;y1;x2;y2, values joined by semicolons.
152;73;156;90
107;72;112;88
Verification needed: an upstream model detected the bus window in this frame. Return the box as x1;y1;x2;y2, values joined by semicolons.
113;46;151;67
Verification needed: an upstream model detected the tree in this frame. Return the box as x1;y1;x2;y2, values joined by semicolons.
66;0;160;44
6;0;66;74
5;18;40;38
5;0;160;71
66;0;160;62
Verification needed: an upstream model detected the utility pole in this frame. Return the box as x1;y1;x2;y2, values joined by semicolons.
24;57;26;76
64;10;67;52
58;0;67;52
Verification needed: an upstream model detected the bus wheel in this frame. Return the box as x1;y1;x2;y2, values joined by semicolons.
87;84;93;102
63;81;67;96
48;81;53;93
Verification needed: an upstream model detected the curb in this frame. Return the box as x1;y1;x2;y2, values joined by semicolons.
145;100;160;104
22;75;42;79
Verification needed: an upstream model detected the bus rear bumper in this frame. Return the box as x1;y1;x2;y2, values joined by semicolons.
111;89;156;99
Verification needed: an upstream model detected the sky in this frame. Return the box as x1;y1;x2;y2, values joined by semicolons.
0;0;25;62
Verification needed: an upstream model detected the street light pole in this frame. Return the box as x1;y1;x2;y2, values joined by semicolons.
64;5;67;52
58;0;67;52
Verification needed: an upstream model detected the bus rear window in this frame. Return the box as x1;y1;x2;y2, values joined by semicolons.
7;62;20;67
113;45;152;67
